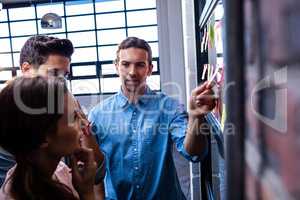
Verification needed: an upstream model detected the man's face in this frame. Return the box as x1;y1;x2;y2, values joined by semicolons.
38;54;71;77
22;54;71;77
115;47;153;94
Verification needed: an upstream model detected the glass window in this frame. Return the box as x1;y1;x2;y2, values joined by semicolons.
65;1;94;16
0;9;8;22
0;83;7;91
46;33;67;39
128;26;158;41
98;45;117;61
127;10;157;26
152;60;158;72
68;31;96;47
10;21;37;36
36;3;64;18
38;18;66;34
71;79;99;94
101;77;119;93
147;75;160;90
0;39;11;53
67;15;95;31
0;70;12;81
0;23;9;37
101;63;116;75
72;47;97;63
13;53;20;67
11;36;31;52
16;69;22;76
95;0;124;13
9;6;36;21
126;0;156;10
0;53;13;68
96;12;125;29
149;42;159;57
72;65;97;76
97;29;126;45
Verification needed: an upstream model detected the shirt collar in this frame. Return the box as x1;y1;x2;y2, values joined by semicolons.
116;86;154;108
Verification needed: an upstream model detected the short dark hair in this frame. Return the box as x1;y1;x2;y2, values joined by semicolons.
115;37;152;65
19;35;74;69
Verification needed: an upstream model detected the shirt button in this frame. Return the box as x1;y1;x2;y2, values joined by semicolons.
132;129;136;133
133;112;136;116
136;185;140;189
134;148;137;151
135;167;138;170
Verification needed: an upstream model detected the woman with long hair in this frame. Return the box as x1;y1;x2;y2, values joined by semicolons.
0;76;97;200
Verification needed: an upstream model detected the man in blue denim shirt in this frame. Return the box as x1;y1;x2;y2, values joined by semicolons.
88;37;217;200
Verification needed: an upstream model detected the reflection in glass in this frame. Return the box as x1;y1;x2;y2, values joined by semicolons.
127;10;157;26
126;0;156;10
97;29;126;45
71;79;99;94
72;65;97;76
68;31;96;47
9;6;35;21
0;70;12;81
12;36;31;52
101;77;120;93
67;15;95;31
65;1;93;15
96;13;125;29
98;46;118;61
0;54;13;68
95;0;124;12
36;3;64;18
72;47;97;63
10;21;37;36
38;18;66;34
0;39;11;53
0;23;9;37
128;26;158;41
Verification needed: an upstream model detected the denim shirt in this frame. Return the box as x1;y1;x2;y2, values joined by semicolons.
88;88;205;200
0;146;15;187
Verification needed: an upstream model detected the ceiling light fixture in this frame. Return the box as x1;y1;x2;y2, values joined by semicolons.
41;0;62;29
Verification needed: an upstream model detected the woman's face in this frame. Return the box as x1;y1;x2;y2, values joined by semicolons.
45;92;82;157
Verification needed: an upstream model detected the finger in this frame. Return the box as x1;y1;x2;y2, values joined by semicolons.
73;148;95;165
191;82;208;97
70;154;81;178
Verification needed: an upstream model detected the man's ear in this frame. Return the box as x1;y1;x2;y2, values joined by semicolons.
21;62;32;73
147;64;153;76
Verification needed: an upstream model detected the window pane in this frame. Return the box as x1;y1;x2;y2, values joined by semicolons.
97;29;126;45
152;60;158;72
0;70;12;81
101;77;119;93
68;31;96;47
0;39;11;53
147;75;160;90
126;0;156;10
12;36;31;52
101;63;116;75
0;83;7;91
38;18;66;34
95;0;124;12
0;9;8;22
98;45;117;61
65;1;94;16
72;65;97;76
128;26;158;41
10;21;37;36
0;23;9;37
67;15;95;31
96;13;125;29
45;33;67;39
0;54;13;68
36;3;64;18
127;10;157;26
13;53;20;67
149;42;159;57
72;47;97;63
9;6;35;21
71;79;99;94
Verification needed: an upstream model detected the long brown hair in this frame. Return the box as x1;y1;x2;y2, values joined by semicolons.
0;76;78;200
